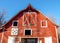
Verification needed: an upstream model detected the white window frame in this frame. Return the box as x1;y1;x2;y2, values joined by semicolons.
41;20;48;28
24;28;32;35
12;20;18;27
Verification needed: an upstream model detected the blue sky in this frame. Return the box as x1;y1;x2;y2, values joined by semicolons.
0;0;60;24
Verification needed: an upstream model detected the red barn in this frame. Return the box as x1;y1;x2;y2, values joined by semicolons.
0;5;59;43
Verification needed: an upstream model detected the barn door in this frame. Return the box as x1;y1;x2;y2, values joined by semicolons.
8;36;16;43
27;39;36;43
21;38;37;43
44;37;52;43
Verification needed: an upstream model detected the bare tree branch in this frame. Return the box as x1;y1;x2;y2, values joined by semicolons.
0;9;6;27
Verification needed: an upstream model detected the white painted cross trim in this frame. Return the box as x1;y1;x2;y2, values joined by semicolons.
1;30;4;43
55;26;59;43
11;27;18;35
22;12;37;26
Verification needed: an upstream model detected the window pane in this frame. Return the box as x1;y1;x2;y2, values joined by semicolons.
25;30;31;35
42;21;46;26
41;20;48;27
13;22;18;26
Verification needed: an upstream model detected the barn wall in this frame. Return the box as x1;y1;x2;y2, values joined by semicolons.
0;12;58;43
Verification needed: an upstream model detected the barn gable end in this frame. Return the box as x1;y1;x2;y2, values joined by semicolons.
0;4;59;43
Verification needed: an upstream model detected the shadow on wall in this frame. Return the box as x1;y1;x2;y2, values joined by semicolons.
59;39;60;43
58;34;60;43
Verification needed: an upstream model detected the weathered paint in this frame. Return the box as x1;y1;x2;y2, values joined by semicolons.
0;5;58;43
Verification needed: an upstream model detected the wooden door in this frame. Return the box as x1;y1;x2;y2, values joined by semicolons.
21;38;37;43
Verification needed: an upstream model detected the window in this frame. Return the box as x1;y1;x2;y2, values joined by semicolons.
24;29;32;35
12;20;18;26
41;20;48;28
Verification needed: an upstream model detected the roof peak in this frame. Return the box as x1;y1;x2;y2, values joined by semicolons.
25;4;39;12
27;4;32;7
26;4;33;10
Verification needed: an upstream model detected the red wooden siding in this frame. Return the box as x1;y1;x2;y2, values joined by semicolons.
0;5;58;43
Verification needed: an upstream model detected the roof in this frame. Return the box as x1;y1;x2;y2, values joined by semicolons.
2;4;59;28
